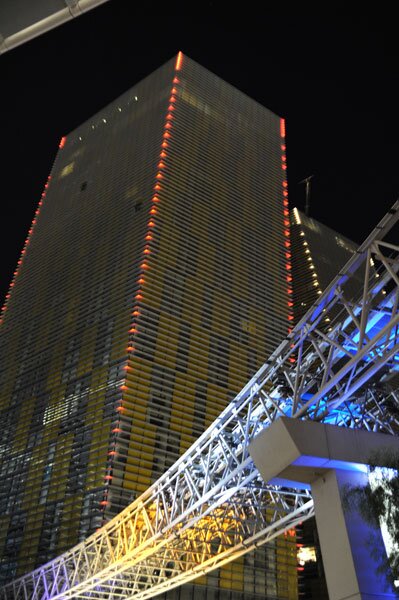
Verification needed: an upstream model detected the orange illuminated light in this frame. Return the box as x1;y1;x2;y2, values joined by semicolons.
173;76;180;84
59;136;66;149
280;119;286;138
175;51;183;71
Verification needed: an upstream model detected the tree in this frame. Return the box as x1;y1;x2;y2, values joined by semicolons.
344;450;399;593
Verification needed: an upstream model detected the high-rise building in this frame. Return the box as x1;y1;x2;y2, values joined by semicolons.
0;53;296;597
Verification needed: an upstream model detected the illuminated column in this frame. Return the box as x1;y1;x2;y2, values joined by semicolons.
312;468;394;600
249;418;398;600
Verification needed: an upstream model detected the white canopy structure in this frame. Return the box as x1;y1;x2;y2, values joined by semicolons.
0;0;109;54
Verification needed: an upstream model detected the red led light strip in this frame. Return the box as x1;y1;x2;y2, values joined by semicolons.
0;135;65;326
103;54;185;500
124;63;182;371
0;135;68;325
280;119;294;339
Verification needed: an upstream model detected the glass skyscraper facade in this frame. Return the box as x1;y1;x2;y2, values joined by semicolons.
0;54;296;597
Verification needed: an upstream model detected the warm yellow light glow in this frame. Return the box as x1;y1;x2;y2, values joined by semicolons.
293;206;301;225
60;162;74;178
297;546;316;565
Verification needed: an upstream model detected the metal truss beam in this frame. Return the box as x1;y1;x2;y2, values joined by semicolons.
2;201;399;599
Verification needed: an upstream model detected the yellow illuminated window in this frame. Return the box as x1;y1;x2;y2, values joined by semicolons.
60;162;75;178
297;546;317;565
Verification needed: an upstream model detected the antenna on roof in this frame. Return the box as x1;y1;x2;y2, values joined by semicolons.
299;175;314;216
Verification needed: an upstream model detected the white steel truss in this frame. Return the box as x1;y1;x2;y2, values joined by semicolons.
2;201;399;599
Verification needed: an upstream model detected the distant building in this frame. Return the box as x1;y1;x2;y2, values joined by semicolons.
290;207;359;325
0;54;297;598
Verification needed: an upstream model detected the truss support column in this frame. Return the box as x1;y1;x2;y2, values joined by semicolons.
312;467;394;600
249;418;399;600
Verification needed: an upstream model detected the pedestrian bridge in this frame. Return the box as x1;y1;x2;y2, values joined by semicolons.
2;202;399;599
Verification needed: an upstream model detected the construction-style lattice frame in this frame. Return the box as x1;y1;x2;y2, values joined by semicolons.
2;201;399;599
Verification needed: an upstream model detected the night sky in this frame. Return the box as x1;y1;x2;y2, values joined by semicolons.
1;4;397;305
